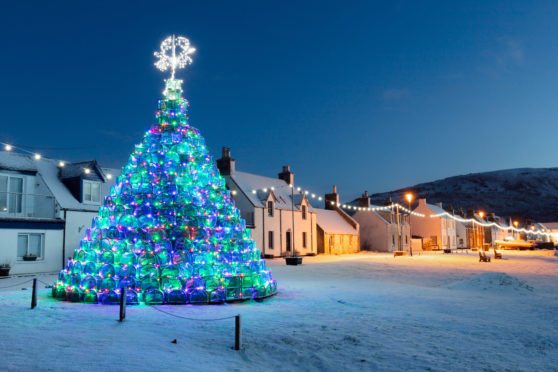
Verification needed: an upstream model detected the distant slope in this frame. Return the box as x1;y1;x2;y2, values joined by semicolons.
365;168;558;222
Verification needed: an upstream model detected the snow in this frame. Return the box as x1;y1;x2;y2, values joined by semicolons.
315;208;358;235
1;250;558;371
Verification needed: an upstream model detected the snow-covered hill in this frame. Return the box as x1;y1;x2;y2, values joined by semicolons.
365;167;558;222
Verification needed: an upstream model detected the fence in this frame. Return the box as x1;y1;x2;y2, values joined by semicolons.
0;279;242;350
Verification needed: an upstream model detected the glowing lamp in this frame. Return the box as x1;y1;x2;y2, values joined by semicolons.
4;144;12;151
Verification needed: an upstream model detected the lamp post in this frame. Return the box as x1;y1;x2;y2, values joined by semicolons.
405;193;414;256
513;220;519;240
479;211;485;251
285;183;302;265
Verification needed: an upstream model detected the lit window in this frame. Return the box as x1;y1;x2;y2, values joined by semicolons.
83;181;101;203
17;233;44;260
302;205;307;220
267;201;274;217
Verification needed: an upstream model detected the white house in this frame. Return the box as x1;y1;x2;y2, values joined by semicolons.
216;148;317;257
411;198;457;251
0;151;119;275
349;191;411;253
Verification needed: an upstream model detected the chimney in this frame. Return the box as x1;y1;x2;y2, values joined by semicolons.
278;165;294;185
359;191;370;208
325;185;339;210
216;147;235;176
436;202;443;208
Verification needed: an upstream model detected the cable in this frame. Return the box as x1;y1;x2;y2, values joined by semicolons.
148;305;238;321
0;279;33;289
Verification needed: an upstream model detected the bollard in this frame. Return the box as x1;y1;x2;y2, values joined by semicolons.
31;278;37;309
119;287;127;322
234;314;242;350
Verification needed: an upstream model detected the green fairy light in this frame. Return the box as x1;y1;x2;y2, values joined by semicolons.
52;36;277;305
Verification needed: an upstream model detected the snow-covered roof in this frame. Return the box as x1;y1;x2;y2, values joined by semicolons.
426;203;449;216
0;151;120;212
228;171;315;211
315;208;358;235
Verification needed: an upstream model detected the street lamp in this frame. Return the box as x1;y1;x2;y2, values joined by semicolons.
513;220;519;240
478;211;485;250
405;193;414;256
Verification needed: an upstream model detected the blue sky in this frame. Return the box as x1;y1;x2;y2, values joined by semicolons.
1;1;558;201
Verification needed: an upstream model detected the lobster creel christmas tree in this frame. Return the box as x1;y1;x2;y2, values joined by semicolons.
52;36;277;305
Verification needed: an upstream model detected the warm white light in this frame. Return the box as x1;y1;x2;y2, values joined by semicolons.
4;144;12;151
34;154;41;160
252;190;256;194
318;197;322;201
231;190;237;195
154;35;195;80
58;161;65;167
84;168;91;174
106;173;112;179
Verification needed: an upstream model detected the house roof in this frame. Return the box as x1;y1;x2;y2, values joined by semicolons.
315;208;358;235
0;151;120;212
228;171;315;212
425;202;448;216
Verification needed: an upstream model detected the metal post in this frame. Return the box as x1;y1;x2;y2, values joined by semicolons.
291;185;295;258
31;278;37;309
408;201;413;256
119;287;127;322
396;204;401;252
235;314;242;350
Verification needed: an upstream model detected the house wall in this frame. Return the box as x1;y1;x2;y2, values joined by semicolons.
322;233;359;255
244;206;316;258
63;210;97;262
353;211;411;252
0;227;63;274
455;221;467;248
411;204;443;250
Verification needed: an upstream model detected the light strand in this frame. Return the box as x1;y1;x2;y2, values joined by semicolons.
431;212;555;237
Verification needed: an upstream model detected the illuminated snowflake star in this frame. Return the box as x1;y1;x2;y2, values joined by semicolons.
154;35;196;79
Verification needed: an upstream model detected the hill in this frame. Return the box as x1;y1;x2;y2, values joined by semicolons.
364;167;558;222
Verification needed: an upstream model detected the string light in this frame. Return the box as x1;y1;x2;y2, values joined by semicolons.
52;37;277;305
58;161;65;167
34;154;41;160
431;212;555;237
4;144;12;151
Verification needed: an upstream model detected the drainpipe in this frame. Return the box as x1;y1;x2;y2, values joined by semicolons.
62;209;67;269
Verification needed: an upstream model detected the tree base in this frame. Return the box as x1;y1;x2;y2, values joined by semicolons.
285;257;303;265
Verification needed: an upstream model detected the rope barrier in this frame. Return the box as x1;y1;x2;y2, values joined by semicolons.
148;305;238;321
0;279;34;289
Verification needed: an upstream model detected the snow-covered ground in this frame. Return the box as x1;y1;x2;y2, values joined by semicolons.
1;250;557;371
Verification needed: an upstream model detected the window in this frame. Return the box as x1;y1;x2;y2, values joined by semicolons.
303;232;307;248
0;174;23;214
392;235;395;246
268;231;274;249
302;205;307;220
267;201;274;217
17;233;44;260
83;181;101;203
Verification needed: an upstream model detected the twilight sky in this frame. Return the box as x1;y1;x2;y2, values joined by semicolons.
1;1;558;202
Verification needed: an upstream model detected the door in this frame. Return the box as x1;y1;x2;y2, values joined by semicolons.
286;231;291;252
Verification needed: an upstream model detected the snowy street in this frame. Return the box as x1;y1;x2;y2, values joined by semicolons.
1;251;557;371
